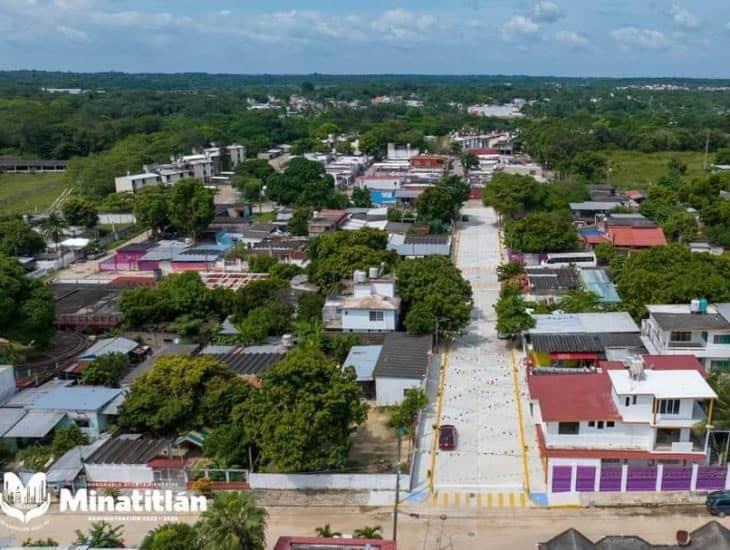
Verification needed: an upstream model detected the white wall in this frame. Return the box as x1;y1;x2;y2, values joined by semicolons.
85;464;154;485
0;366;16;404
376;376;422;406
544;421;653;450
342;309;397;332
249;473;408;490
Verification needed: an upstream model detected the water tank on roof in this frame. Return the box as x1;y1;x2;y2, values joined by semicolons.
690;299;701;313
368;267;379;279
353;270;367;284
699;298;709;314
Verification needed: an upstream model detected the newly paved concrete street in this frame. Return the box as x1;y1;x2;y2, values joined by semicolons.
431;204;530;497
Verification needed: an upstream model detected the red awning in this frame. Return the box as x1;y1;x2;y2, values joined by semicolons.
549;352;600;360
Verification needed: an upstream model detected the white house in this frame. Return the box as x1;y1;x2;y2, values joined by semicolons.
323;270;400;332
114;173;161;193
642;302;730;371
528;355;717;497
373;333;432;406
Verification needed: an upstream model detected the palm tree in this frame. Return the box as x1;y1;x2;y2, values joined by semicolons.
74;521;124;548
197;491;267;550
314;524;341;538
353;525;383;539
41;211;66;258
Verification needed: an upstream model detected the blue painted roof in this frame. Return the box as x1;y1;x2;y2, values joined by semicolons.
343;345;383;382
31;387;123;411
579;268;621;303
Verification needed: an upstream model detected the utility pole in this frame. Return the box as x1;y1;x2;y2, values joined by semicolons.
704;129;711;171
392;427;405;542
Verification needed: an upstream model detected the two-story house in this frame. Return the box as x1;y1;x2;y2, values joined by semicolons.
528;355;718;497
642;302;730;371
323;270;400;332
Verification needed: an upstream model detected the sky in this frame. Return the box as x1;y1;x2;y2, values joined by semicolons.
0;0;729;77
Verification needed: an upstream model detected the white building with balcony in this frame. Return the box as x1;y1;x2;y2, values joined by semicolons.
642;302;730;371
528;355;717;498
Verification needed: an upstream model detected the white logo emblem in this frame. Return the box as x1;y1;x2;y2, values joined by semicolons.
0;472;51;524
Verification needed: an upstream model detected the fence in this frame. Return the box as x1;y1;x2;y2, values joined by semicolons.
549;462;728;494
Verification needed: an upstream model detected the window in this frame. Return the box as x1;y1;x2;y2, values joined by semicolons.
632;396;637;405
607;421;615;428
658;399;680;415
597;421;604;429
711;360;730;371
588;421;595;427
558;422;580;435
713;334;730;345
369;311;384;322
670;331;692;342
625;397;630;407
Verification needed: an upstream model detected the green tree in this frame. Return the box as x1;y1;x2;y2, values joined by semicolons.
593;243;617;265
715;148;730;166
504;211;578;253
22;538;59;547
133;186;170;238
358;130;387;158
268;262;303;281
353;525;383;539
461;152;479;174
314;524;341;538
496;261;525;282
235;301;293;345
74;521;124;548
234;158;276;181
62;197;98;227
351;187;372;208
197;492;268;550
141;523;199;550
662;210;699;243
287;208;311;236
397;256;473;339
0;255;55;347
389;388;428;436
240;347;367;472
481;173;546;218
167;179;215;239
568;151;608;181
556;290;601;313
80;352;129;386
40;211;66;256
297;293;325;323
706;371;730;430
494;291;535;336
52;424;89;457
118;355;250;434
0;219;46;256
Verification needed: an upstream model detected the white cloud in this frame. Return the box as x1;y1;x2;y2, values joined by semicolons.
554;30;588;48
56;24;89;42
371;9;436;44
533;1;562;23
610;27;669;50
502;15;539;41
670;4;699;30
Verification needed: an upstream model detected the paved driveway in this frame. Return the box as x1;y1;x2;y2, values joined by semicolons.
432;204;525;493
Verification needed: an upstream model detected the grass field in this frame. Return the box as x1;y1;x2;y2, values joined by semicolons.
0;172;69;215
603;150;708;190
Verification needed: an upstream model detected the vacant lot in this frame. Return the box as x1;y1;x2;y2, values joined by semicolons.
0;172;68;215
603;150;708;189
348;407;403;473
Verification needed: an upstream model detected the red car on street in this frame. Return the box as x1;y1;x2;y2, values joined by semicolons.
438;425;457;450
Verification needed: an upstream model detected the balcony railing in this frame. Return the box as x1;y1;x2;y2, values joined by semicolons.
668;341;706;349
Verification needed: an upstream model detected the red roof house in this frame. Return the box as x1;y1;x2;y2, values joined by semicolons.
607;226;667;249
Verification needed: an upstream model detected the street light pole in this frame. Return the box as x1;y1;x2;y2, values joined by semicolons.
393;427;405;541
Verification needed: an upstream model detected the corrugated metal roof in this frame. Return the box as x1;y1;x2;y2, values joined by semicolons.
4;410;67;438
47;437;110;484
121;343;198;386
343;345;383;382
86;437;171;465
32;387;122;411
373;333;432;379
608;226;667;248
80;337;139;359
651;312;730;331
0;408;27;436
578;268;620;303
210;352;284;376
529;312;639;334
3;379;75;408
531;333;643;353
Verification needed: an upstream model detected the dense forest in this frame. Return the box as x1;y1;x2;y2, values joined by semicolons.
3;71;730;198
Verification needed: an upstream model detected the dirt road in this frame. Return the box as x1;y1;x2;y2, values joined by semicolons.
0;504;721;549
